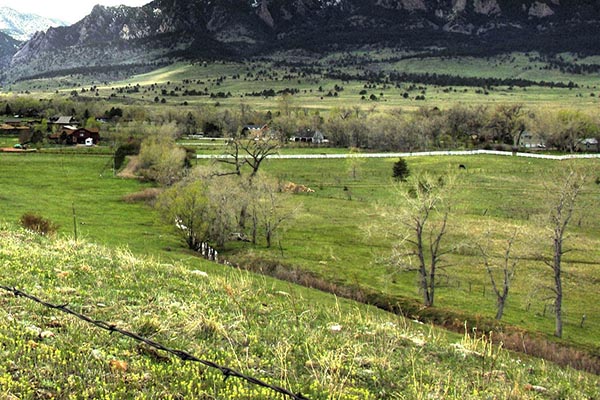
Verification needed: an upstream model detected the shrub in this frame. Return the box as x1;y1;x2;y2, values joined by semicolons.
20;213;59;236
114;141;141;170
392;157;410;181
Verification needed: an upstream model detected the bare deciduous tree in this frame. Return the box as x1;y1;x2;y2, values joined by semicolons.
477;228;521;320
218;135;281;231
219;136;280;180
380;173;456;307
543;165;586;338
248;175;297;248
346;147;365;180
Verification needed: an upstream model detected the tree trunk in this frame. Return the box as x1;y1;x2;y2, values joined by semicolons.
239;205;247;230
554;240;563;337
416;223;432;307
555;290;563;338
250;212;258;245
266;228;272;248
427;261;436;307
495;298;506;320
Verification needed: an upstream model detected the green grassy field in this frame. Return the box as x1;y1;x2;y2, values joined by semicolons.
0;153;177;254
5;51;600;113
207;154;600;351
1;151;599;354
1;48;599;397
0;148;599;396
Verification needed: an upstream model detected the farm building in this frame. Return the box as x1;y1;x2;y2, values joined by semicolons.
51;116;79;128
576;138;599;152
49;127;100;145
0;123;30;135
518;131;546;148
290;129;325;144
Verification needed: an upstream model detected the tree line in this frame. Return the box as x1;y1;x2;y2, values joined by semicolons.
2;96;599;154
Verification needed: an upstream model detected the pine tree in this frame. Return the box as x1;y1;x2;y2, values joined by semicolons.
393;158;410;181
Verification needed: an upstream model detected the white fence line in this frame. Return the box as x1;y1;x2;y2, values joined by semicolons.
196;150;600;161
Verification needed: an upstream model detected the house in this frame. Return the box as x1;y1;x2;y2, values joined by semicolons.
4;118;25;127
0;121;31;135
0;123;19;134
49;127;100;145
576;138;599;152
518;131;545;149
241;124;270;138
51;116;79;128
290;129;325;144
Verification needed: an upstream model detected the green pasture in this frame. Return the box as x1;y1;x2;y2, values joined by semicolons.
6;51;600;113
0;135;19;147
1;151;599;353
0;153;177;254
223;154;600;350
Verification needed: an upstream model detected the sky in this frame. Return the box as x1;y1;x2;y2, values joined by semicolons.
1;0;152;24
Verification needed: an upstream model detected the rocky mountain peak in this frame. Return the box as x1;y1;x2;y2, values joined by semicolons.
0;7;67;42
3;0;600;82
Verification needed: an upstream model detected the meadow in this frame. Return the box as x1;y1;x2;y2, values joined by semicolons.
0;152;177;254
6;51;600;113
226;154;600;350
1;150;599;354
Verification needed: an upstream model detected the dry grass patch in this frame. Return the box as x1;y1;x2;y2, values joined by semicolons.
122;188;162;204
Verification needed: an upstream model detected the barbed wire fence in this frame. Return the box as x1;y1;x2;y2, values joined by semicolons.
0;285;310;400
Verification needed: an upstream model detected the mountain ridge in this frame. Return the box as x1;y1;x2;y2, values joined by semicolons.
0;31;20;74
4;0;600;82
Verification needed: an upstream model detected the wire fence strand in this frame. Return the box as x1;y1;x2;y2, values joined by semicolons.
0;285;310;400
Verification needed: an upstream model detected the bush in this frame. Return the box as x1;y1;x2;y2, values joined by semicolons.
20;213;59;236
392;157;410;181
114;142;141;170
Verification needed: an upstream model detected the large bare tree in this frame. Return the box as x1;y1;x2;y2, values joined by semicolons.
218;135;281;231
248;175;297;248
219;135;280;180
544;165;586;338
487;104;527;146
381;173;456;307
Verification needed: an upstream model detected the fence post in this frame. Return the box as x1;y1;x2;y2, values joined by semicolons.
72;203;78;242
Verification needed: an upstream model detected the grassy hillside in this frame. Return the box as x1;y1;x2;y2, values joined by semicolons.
1;228;599;399
5;51;600;113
